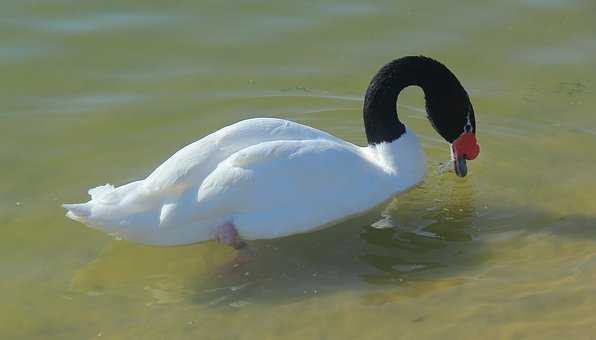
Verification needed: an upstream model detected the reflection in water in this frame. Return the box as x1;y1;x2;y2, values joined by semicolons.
190;174;483;306
359;176;477;284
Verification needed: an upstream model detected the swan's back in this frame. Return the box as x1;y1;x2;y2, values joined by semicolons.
142;118;341;195
63;118;352;244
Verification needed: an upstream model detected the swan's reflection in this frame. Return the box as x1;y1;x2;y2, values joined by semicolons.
359;175;476;284
70;174;479;306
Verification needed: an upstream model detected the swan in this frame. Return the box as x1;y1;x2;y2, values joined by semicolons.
63;56;480;260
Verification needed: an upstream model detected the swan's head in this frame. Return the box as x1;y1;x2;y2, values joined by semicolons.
450;129;480;177
428;102;479;178
423;65;480;178
426;95;479;177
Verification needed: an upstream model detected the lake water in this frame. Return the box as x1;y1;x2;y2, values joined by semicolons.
2;0;596;338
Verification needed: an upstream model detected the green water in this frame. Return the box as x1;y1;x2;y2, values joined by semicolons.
2;0;596;339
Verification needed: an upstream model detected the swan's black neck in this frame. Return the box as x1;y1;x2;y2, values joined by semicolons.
363;56;475;145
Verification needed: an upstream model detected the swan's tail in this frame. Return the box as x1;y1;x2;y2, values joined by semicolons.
64;179;225;245
62;181;151;231
64;183;115;228
63;202;92;221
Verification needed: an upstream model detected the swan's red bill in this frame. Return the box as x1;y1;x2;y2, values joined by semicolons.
452;132;480;177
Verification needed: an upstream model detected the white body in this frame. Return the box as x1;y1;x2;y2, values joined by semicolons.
64;118;426;245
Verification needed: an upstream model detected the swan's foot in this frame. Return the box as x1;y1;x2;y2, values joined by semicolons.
215;222;255;275
233;244;256;265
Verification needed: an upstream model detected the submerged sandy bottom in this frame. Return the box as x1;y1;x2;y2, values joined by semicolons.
2;0;596;338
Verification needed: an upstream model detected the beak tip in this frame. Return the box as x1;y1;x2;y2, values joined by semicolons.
454;157;468;177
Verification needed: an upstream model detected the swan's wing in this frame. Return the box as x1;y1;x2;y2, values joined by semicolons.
141;118;341;196
193;139;394;239
64;119;343;234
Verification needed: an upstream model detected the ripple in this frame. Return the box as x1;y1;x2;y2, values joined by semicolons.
10;12;177;34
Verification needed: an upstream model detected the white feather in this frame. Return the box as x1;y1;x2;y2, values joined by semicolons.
63;118;426;245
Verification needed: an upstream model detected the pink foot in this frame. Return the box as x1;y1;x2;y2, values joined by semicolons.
214;222;256;275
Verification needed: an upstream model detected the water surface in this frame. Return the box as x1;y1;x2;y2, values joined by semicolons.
2;0;596;339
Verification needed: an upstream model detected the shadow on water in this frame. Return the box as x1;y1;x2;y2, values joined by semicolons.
191;178;596;307
68;173;596;308
191;175;488;306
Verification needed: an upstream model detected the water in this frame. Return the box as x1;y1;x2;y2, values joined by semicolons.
2;0;596;338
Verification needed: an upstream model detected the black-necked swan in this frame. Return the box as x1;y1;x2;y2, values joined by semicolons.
63;56;480;262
